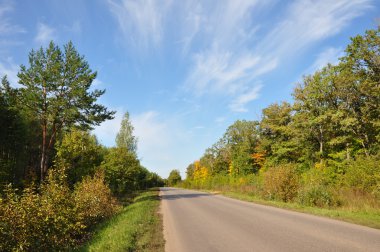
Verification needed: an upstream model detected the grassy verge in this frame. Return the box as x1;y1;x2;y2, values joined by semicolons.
192;189;380;229
77;188;165;252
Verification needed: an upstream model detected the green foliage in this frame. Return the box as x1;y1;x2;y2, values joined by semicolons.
184;27;380;212
0;168;119;251
260;102;299;164
0;169;80;251
224;120;260;175
55;129;104;186
0;76;29;186
116;112;137;154
74;170;120;228
345;155;380;197
101;147;143;194
167;169;182;186
297;186;340;208
17;41;115;180
263;164;300;202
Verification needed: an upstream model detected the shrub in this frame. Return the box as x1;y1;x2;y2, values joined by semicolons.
297;186;341;207
0;169;82;251
263;164;300;202
74;170;119;228
345;155;380;197
0;168;119;251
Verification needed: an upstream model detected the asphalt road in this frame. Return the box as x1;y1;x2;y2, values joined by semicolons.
160;187;380;252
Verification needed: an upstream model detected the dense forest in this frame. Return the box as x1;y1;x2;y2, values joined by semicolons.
182;28;380;209
0;42;163;250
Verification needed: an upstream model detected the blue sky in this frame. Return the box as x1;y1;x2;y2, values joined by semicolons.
0;0;378;178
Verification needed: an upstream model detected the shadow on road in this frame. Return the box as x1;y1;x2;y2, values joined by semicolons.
160;188;212;200
161;193;212;200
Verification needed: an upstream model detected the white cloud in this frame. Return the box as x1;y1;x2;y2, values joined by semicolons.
35;23;57;45
259;0;372;59
64;20;81;33
183;0;371;112
131;111;170;155
185;45;262;95
0;1;24;34
178;2;203;56
92;78;103;87
229;85;262;112
0;58;19;87
307;47;343;73
107;0;172;50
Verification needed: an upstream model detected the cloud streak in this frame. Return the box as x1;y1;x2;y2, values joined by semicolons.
107;0;172;51
0;1;24;34
183;0;372;112
35;23;57;45
229;85;262;112
0;59;18;86
106;0;372;113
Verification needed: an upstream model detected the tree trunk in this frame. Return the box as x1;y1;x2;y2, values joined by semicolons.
40;123;47;182
319;125;323;163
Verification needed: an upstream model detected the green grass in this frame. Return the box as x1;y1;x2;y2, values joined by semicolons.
194;189;380;229
77;188;165;252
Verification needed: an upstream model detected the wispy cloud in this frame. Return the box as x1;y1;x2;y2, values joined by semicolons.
64;20;82;34
183;0;371;112
131;111;170;155
107;0;172;50
0;1;25;34
0;57;19;87
185;46;261;95
307;47;343;73
259;0;372;59
229;85;262;112
35;22;57;45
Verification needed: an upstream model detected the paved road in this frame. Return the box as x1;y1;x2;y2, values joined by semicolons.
160;187;380;252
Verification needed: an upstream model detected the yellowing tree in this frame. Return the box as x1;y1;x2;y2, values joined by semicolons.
193;161;209;181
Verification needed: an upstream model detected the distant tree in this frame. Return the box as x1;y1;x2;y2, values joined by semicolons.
17;41;115;181
167;169;181;186
185;163;195;180
101;147;142;194
115;112;137;154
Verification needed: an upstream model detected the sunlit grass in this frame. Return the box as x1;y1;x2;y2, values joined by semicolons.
77;188;165;252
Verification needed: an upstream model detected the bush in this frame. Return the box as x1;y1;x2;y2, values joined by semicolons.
0;169;82;251
345;155;380;197
297;186;340;207
74;170;119;228
0;168;119;251
263;164;300;202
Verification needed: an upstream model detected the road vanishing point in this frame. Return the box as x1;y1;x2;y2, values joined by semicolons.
160;187;380;252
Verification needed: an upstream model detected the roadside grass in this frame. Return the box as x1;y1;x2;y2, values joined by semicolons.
77;188;165;252
196;189;380;229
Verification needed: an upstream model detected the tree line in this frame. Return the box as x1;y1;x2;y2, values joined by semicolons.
0;41;163;250
182;27;380;208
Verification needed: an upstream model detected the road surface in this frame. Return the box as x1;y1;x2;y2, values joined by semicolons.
160;187;380;252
